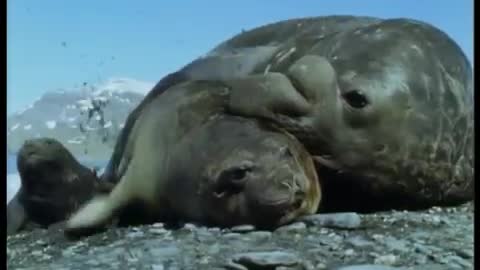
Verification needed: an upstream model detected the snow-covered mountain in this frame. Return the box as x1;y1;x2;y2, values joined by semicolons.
7;78;154;161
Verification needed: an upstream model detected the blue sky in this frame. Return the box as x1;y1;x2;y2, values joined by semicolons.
7;0;473;115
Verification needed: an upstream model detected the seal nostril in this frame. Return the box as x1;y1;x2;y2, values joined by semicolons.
295;190;306;201
214;167;251;197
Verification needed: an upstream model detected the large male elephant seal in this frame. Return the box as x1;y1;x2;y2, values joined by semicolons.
65;80;321;235
7;138;113;235
103;15;473;212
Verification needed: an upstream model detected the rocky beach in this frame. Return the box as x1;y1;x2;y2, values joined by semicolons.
7;202;474;270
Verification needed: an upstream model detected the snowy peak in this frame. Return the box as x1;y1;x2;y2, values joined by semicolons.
7;77;154;160
93;77;154;95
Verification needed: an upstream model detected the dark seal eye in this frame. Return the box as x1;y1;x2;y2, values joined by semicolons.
342;89;369;109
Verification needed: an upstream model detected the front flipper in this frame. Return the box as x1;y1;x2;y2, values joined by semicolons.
65;161;141;237
225;72;312;120
7;190;28;235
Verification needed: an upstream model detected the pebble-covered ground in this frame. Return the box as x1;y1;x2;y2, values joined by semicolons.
7;202;473;270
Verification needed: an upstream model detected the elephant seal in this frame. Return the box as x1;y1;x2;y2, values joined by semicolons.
103;15;472;212
65;80;320;235
7;138;113;235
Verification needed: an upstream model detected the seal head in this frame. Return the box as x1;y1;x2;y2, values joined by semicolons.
12;138;102;229
192;117;320;228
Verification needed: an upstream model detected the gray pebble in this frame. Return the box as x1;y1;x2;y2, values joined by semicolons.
247;231;272;240
383;236;409;252
182;223;197;230
346;236;374;248
149;228;168;235
223;233;242;239
126;231;144;238
454;248;473;259
230;225;256;233
230;251;300;268
275;222;307;233
336;265;406;270
300;213;362;229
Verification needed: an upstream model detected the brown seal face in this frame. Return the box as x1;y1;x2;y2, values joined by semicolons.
15;138;100;226
191;117;320;229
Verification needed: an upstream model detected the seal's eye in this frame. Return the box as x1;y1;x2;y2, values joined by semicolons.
342;89;369;109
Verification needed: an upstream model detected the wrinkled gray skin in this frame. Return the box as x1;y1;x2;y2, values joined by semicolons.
7;138;112;235
104;15;473;212
65;80;320;235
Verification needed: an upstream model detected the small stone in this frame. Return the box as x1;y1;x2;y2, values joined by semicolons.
293;233;302;242
346;236;374;248
300;213;362;229
302;260;315;270
319;228;330;234
149;228;168;235
455;248;473;259
230;251;300;269
414;255;427;265
151;265;164;270
344;249;355;256
223;233;242;239
446;255;472;268
126;230;144;238
208;227;221;233
230;225;255;233
151;222;164;228
183;223;197;230
31;250;43;256
275;222;307;233
373;254;397;265
337;265;405;270
35;240;47;246
247;231;272;240
383;236;409;252
372;234;384;241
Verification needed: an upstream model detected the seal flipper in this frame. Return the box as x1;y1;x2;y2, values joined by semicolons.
7;190;28;235
64;164;140;236
226;72;312;120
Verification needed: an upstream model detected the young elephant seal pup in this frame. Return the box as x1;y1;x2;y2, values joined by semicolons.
65;80;320;235
7;138;113;235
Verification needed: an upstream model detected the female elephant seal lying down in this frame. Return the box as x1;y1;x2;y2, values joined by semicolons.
7;138;112;235
65;80;321;235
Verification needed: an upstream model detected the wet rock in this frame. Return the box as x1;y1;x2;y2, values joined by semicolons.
230;225;256;233
6;202;473;269
275;222;307;233
373;254;397;266
336;265;406;270
228;251;300;269
247;231;272;240
300;213;362;229
345;236;374;248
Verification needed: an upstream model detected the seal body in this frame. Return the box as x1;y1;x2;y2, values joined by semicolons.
7;138;112;235
104;16;473;211
65;80;320;234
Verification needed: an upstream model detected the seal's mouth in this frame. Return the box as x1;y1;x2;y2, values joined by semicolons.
250;192;308;228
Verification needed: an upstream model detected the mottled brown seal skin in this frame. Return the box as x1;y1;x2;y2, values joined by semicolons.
6;138;113;235
65;80;321;236
104;15;473;212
